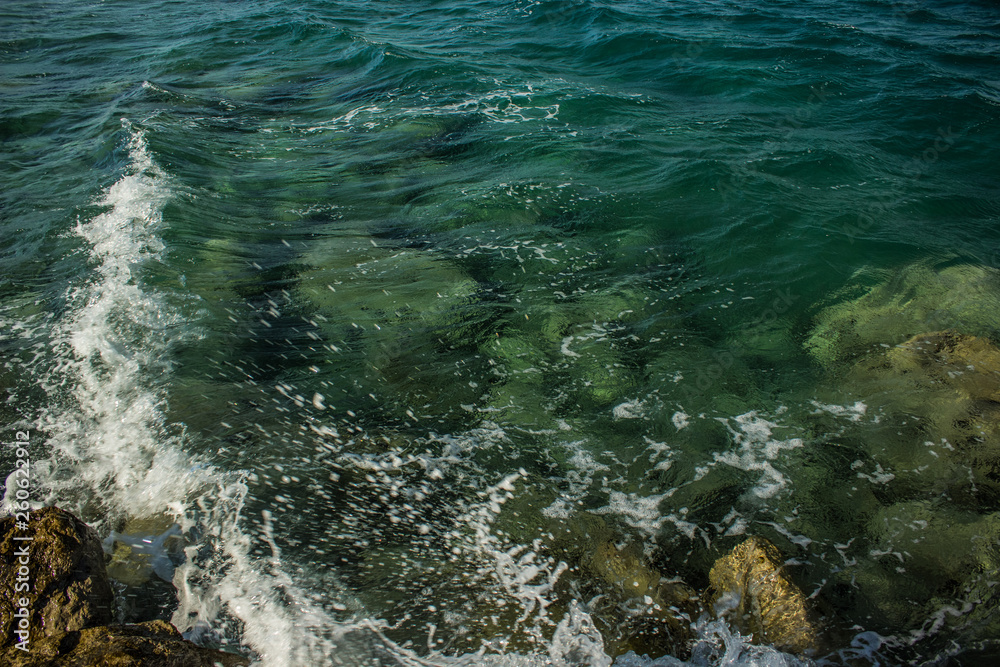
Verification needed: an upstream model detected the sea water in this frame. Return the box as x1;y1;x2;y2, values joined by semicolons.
2;1;999;665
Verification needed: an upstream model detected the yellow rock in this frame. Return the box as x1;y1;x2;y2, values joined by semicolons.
707;536;820;655
106;543;155;588
883;330;1000;403
586;541;662;598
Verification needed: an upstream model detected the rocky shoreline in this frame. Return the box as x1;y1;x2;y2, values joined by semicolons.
0;507;248;666
0;507;836;667
2;504;833;665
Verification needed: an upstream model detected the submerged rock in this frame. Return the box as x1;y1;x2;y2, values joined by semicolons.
297;236;480;339
806;263;1000;367
1;506;114;646
105;532;184;625
584;540;699;658
296;235;489;421
846;330;1000;504
706;536;820;656
878;329;1000;403
868;501;1000;586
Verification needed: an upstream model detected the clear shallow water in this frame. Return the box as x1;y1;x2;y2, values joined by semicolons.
2;0;999;665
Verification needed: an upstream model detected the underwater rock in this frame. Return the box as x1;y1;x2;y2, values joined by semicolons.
1;506;114;647
706;536;820;656
729;316;798;368
806;263;1000;367
951;570;1000;657
880;330;1000;403
105;522;182;586
487;489;698;658
842;503;1000;638
0;619;249;666
868;501;1000;589
584;540;698;658
488;334;549;386
104;521;185;624
297;236;480;328
296;235;484;361
296;235;488;420
846;330;1000;504
484;380;562;431
185;237;248;298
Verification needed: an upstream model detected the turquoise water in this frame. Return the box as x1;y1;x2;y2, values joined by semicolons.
2;0;1000;664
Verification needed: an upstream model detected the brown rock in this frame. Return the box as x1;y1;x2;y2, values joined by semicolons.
1;506;114;648
0;620;249;666
583;540;699;658
707;536;820;656
805;262;1000;367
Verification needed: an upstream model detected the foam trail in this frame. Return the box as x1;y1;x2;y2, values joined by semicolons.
37;120;216;521
34;123;369;665
23;123;343;664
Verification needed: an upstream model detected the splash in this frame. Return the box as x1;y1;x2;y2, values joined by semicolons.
37;121;215;522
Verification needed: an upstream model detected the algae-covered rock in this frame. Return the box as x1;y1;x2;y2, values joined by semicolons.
0;507;114;647
484;380;561;431
845;330;1000;504
879;330;1000;403
867;501;1000;586
0;619;250;666
806;263;1000;367
563;340;638;407
296;235;489;419
585;541;665;600
840;502;1000;634
706;536;820;656
487;334;549;384
584;540;699;658
105;517;184;585
185;237;248;298
297;236;480;338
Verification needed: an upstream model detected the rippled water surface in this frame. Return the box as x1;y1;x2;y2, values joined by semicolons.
2;1;1000;665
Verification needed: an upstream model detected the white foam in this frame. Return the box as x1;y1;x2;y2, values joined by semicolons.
711;412;804;499
671;411;690;430
613;399;645;420
37;121;215;521
305;85;560;133
595;491;669;536
809;400;867;422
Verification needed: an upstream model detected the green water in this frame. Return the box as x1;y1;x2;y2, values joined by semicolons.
2;1;1000;664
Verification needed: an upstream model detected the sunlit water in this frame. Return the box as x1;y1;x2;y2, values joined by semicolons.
2;1;999;665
